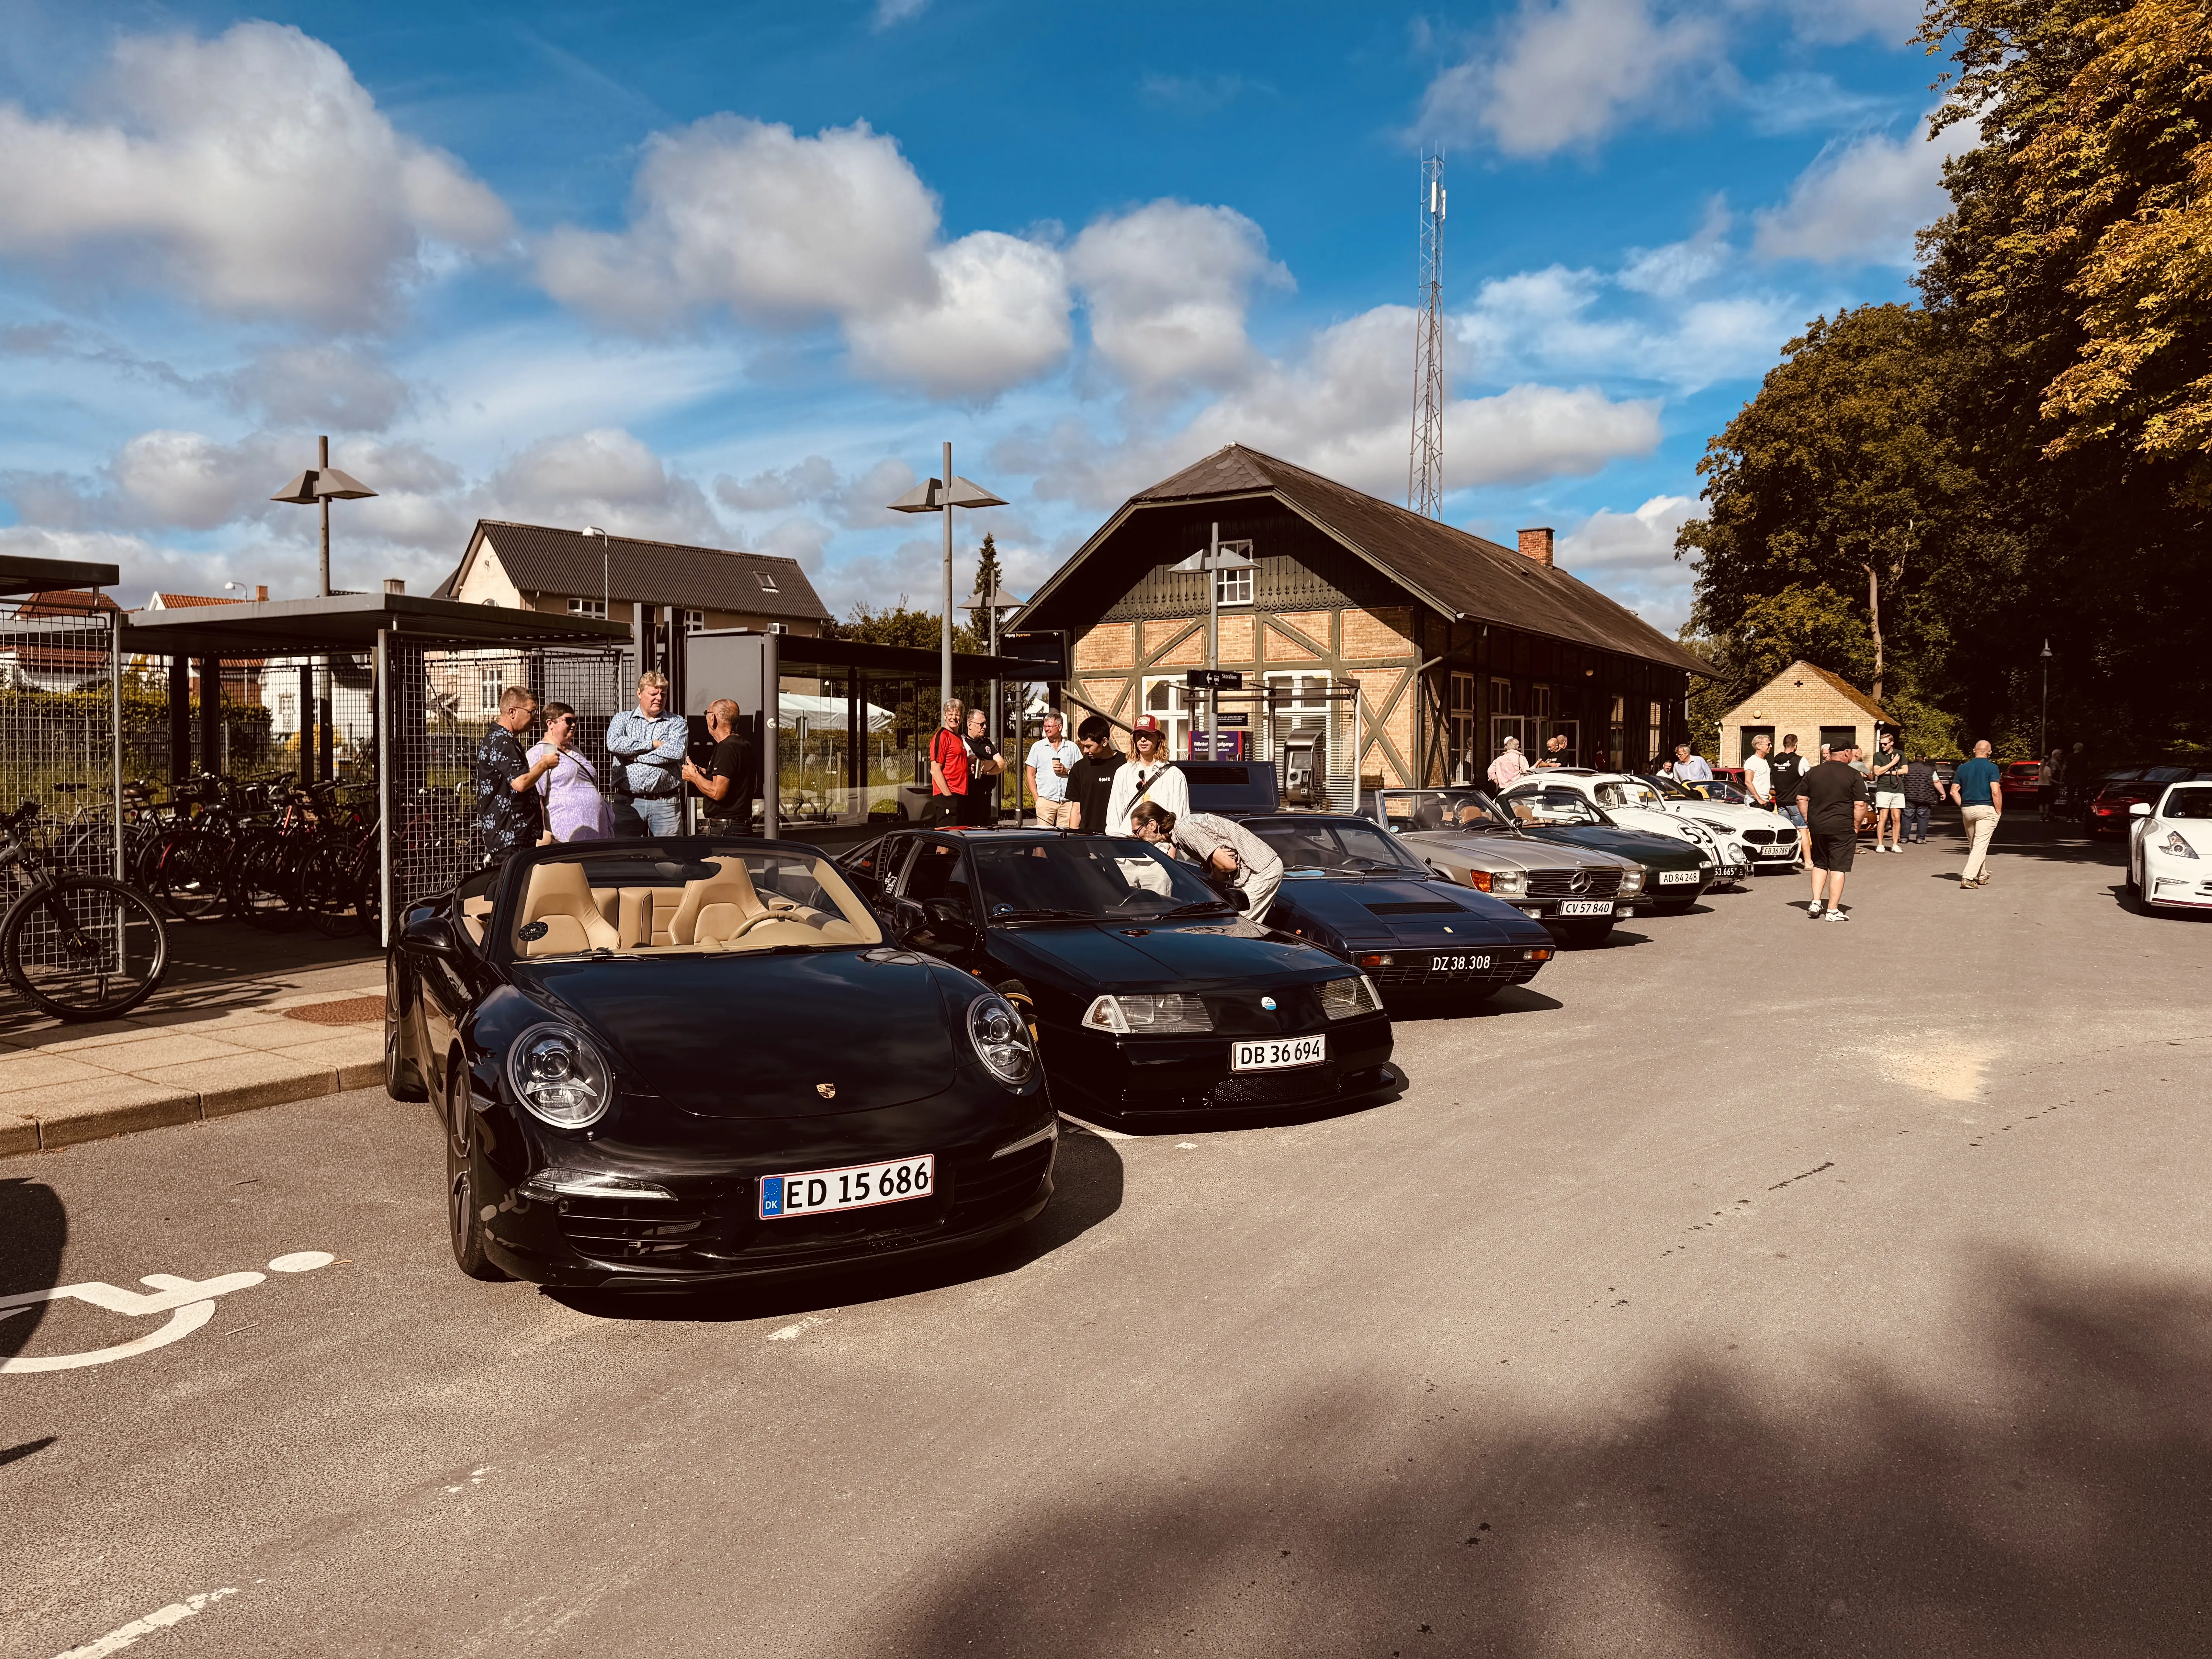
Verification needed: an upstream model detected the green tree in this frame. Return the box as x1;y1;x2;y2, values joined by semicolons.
830;599;982;655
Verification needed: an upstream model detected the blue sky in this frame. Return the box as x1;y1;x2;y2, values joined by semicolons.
0;0;1960;629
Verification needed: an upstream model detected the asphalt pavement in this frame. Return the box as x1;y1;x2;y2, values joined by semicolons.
5;814;2209;1658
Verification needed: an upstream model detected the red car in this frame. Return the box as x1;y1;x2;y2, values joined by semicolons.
2087;767;2204;835
2001;761;2045;808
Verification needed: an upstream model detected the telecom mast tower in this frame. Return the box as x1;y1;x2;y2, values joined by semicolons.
1407;151;1446;519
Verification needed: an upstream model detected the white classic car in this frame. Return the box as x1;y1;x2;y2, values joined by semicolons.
1499;770;1757;883
2127;779;2212;914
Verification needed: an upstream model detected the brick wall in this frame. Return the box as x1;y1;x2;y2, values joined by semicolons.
1719;673;1881;767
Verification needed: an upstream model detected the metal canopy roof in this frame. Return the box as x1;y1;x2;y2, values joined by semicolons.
118;591;634;657
0;553;123;597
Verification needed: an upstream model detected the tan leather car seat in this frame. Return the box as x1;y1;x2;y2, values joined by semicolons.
670;857;773;945
459;895;493;945
519;861;620;957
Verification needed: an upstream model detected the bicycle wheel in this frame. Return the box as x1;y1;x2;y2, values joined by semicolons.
151;830;229;924
230;836;300;932
300;841;364;938
2;876;170;1022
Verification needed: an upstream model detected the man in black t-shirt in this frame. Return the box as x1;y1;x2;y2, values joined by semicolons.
1799;743;1869;921
1064;714;1124;833
1770;734;1810;867
961;707;1002;826
682;698;755;824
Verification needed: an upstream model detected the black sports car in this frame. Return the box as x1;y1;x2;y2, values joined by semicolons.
1235;813;1556;1006
839;829;1397;1122
385;837;1056;1288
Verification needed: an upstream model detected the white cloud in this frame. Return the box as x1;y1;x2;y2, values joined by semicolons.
1776;0;1921;47
0;22;510;326
1463;263;1800;393
873;0;931;27
1752;115;1971;266
225;346;415;432
714;455;918;528
537;115;1070;398
1000;304;1660;510
1554;493;1700;628
1066;201;1288;395
1616;199;1733;297
845;230;1073;398
477;429;723;547
1419;0;1728;158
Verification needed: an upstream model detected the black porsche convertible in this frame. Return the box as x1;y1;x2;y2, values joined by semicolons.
1235;813;1556;1007
385;838;1057;1288
839;829;1398;1123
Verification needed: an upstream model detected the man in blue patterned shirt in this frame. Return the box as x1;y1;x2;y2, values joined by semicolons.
605;671;689;837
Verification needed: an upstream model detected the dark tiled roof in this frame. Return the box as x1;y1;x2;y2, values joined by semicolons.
1114;446;1706;675
440;521;832;622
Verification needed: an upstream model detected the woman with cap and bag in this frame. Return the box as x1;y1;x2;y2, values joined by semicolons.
1104;714;1189;836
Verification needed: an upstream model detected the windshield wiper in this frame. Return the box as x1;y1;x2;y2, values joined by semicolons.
1160;899;1235;916
990;907;1084;921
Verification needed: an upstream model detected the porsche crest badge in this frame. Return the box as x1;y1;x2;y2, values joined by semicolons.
816;1083;836;1099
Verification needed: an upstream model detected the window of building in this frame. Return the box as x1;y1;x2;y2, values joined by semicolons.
1214;565;1252;606
277;692;296;728
1449;672;1476;782
1142;675;1196;758
1648;699;1664;768
479;668;503;716
754;570;779;593
1529;683;1553;717
682;608;704;635
1608;695;1626;771
1490;677;1513;714
567;596;606;620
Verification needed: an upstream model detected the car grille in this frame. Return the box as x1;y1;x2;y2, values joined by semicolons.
1211;1067;1342;1107
1527;867;1624;898
1741;828;1788;845
554;1195;723;1264
1370;953;1538;990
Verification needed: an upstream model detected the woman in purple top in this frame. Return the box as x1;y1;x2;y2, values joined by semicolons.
530;702;612;843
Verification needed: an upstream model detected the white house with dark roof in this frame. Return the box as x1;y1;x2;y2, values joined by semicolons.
435;520;833;637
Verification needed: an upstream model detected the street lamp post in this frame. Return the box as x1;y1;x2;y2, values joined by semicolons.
583;526;611;619
963;580;1022;817
2040;639;2053;766
887;444;1005;713
270;434;377;598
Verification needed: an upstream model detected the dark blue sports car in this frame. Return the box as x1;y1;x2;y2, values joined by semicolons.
1238;814;1556;1006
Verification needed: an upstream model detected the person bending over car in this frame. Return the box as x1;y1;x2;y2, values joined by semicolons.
1128;802;1283;925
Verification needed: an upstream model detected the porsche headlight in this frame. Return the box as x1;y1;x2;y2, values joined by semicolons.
967;993;1037;1088
1082;993;1213;1035
1318;975;1382;1020
506;1024;611;1129
1489;869;1527;895
2163;830;2200;859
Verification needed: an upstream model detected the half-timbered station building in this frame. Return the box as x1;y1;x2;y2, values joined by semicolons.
1012;445;1708;806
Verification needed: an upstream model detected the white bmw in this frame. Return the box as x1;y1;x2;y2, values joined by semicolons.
2128;780;2212;914
1499;770;1756;882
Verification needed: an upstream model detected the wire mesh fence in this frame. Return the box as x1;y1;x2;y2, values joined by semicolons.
0;594;121;878
386;642;631;915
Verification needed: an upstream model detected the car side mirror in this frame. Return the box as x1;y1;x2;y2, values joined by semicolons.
403;908;460;962
2130;801;2152;817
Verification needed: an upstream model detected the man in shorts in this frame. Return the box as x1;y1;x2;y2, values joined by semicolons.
1769;734;1810;866
1799;742;1869;921
1868;730;1908;852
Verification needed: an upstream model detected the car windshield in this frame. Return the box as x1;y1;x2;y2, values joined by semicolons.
971;836;1227;918
498;844;882;960
1640;775;1699;801
1377;789;1509;832
1248;818;1425;875
1597;778;1667;809
1698;780;1750;804
2163;787;2212;820
1503;791;1606;828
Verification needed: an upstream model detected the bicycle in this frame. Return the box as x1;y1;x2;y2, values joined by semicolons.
0;801;170;1022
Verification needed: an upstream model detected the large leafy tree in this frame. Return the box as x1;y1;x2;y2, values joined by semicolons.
1677;303;1992;721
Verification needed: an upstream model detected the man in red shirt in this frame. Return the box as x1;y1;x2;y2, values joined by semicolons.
927;697;969;824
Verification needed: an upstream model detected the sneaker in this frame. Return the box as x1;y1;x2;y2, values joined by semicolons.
1825;907;1852;921
1959;879;1975;890
1808;902;1826;919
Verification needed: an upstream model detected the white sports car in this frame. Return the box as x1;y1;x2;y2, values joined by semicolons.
2128;779;2212;914
1498;770;1755;883
1636;773;1804;872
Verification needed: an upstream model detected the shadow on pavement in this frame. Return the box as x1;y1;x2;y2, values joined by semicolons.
874;1249;2212;1656
549;1121;1124;1326
1389;986;1567;1024
0;1176;66;1361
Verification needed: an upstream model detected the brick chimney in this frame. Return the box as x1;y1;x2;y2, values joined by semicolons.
1518;527;1555;568
383;578;405;595
255;584;268;602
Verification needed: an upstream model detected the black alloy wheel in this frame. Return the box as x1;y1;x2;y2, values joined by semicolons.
444;1054;508;1281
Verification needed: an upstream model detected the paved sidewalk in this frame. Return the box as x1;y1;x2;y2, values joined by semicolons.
0;925;385;1157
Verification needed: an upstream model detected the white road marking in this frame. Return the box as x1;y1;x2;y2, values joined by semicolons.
1175;1142;1199;1150
0;1252;333;1375
51;1588;237;1658
1056;1113;1133;1141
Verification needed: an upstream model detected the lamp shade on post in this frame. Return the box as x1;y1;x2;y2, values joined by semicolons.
888;451;1005;712
270;435;376;598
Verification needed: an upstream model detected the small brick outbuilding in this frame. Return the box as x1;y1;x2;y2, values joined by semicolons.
1718;660;1895;768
